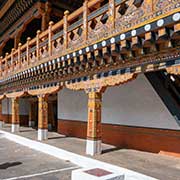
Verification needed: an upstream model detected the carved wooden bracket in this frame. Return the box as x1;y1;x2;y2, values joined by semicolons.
3;85;61;99
6;91;28;99
166;65;180;75
0;94;6;100
28;85;61;96
66;73;137;93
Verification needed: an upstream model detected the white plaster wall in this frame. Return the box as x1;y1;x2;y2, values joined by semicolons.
2;98;11;114
2;98;29;115
102;75;179;129
57;75;180;130
58;88;88;121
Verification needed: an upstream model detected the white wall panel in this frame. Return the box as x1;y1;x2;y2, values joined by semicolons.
102;75;179;129
57;75;180;129
2;98;29;115
58;88;88;121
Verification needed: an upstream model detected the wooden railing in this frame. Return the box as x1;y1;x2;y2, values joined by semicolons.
0;0;179;80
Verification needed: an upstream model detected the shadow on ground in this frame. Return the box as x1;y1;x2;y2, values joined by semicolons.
0;162;22;169
102;147;121;154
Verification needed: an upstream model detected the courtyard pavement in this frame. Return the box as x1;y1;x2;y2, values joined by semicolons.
0;135;78;180
1;124;180;180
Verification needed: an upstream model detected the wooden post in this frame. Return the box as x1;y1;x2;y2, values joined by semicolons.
63;10;69;49
83;0;89;41
11;48;15;65
36;30;41;61
14;34;21;49
109;0;115;29
38;94;48;140
5;53;8;75
10;48;15;72
48;21;54;57
41;1;52;31
18;43;22;68
26;37;31;65
86;91;102;156
11;97;20;133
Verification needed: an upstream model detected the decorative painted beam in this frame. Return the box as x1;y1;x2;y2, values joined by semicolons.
28;85;61;96
66;73;137;93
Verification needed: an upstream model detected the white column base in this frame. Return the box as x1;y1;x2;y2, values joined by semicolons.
11;124;20;133
38;129;48;141
0;121;4;128
86;139;102;156
29;121;35;127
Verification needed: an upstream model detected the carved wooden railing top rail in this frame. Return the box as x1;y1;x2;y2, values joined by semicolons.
0;0;180;94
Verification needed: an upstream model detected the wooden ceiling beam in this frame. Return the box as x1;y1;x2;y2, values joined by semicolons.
0;0;16;19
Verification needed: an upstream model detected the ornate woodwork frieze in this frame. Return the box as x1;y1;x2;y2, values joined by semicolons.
28;85;61;96
66;73;137;93
0;0;38;37
0;0;179;95
6;91;28;99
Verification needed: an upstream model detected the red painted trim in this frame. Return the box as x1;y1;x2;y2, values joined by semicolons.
58;119;180;156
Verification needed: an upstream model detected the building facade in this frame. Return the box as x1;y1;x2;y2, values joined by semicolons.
0;0;179;156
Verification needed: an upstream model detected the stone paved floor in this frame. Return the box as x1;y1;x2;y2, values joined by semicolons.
2;125;180;180
0;134;78;180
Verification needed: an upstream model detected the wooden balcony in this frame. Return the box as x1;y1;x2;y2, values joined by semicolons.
0;0;179;92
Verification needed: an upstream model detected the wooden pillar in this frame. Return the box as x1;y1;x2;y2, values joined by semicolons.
26;37;31;65
36;30;41;61
11;97;20;133
0;100;3;128
48;21;54;57
83;0;89;41
38;95;48;140
41;2;51;31
86;91;102;155
18;43;22;68
63;10;69;49
108;0;115;29
14;34;21;49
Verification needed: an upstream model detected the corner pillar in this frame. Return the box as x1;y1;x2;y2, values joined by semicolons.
38;95;48;140
11;98;20;133
86;91;102;156
14;34;21;49
41;2;52;31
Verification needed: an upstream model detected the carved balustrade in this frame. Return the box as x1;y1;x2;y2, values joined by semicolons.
0;0;179;90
